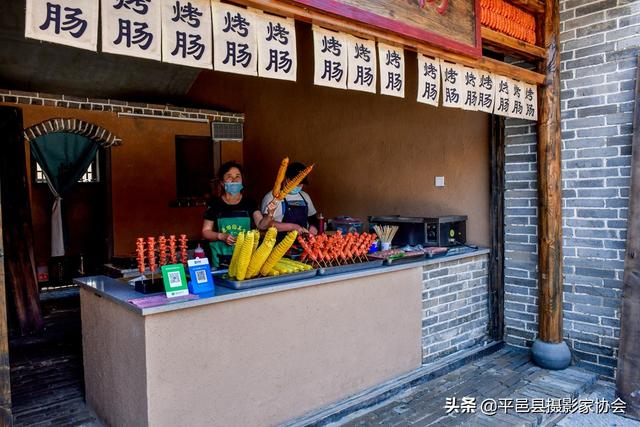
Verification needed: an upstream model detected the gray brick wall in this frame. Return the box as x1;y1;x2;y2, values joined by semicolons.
0;89;244;122
422;254;490;364
504;0;639;379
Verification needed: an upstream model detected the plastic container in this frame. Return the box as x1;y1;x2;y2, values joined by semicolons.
331;216;364;234
194;244;205;259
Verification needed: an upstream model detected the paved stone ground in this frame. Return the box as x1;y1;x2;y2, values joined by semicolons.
9;288;100;427
336;346;638;427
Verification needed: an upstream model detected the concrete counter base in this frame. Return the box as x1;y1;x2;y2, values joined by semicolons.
81;267;423;427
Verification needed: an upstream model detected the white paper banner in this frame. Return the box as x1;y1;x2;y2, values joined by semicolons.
25;0;99;51
313;27;348;89
460;66;480;111
257;13;296;81
101;0;161;60
346;36;376;93
510;79;526;119
417;55;440;106
493;75;511;117
441;62;464;109
477;70;496;114
212;2;258;76
524;83;538;121
161;0;212;68
378;43;404;98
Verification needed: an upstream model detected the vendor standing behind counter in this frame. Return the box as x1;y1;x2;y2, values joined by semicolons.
203;161;274;267
261;161;319;236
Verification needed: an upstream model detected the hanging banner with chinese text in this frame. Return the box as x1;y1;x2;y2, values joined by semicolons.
162;0;213;69
26;0;99;51
378;43;404;98
256;13;296;81
523;83;538;121
493;75;511;117
460;66;480;111
313;27;348;89
346;36;377;93
212;1;257;76
417;55;440;106
476;70;496;114
509;79;526;119
161;0;212;68
101;0;162;60
441;62;464;109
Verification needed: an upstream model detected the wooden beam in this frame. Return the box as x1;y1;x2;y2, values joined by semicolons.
507;0;545;15
482;27;546;61
536;0;563;344
489;115;505;341
616;56;640;420
240;0;545;85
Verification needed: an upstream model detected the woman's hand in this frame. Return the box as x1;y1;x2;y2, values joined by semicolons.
308;225;318;236
220;232;236;245
293;224;309;234
266;200;277;217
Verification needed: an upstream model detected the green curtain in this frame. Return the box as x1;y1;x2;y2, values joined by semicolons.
30;132;98;256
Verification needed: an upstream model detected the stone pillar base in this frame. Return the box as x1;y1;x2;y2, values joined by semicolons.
531;339;572;370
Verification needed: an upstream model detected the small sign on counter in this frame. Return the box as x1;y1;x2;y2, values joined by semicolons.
161;263;189;298
187;258;215;294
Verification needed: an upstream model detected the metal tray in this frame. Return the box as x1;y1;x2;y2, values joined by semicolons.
382;253;426;265
214;269;318;290
317;259;384;276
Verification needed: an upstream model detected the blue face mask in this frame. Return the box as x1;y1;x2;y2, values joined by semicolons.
224;182;243;195
289;185;302;195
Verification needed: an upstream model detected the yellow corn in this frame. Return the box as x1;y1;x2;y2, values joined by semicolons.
228;231;245;278
235;232;254;280
277;164;314;200
251;230;260;255
260;231;298;276
246;236;276;279
264;226;277;242
279;258;312;271
274;261;297;273
272;157;289;198
267;269;280;276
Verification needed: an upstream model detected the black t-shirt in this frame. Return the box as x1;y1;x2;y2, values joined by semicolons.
203;196;258;224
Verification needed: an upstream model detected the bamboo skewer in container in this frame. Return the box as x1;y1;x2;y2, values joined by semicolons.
373;225;399;250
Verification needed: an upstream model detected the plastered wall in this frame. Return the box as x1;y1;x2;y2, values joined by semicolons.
187;22;491;246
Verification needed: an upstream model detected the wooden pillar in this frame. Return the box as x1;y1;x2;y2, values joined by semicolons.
0;106;43;335
615;56;640;420
0;183;11;427
531;0;571;369
489;115;505;341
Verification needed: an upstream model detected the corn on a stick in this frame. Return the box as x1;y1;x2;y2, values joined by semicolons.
276;164;314;201
228;231;246;278
236;232;255;280
271;157;289;198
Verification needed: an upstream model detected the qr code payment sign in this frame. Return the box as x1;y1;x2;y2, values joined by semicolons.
195;269;208;284
168;271;182;288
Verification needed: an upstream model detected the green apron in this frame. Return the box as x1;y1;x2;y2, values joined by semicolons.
210;216;251;268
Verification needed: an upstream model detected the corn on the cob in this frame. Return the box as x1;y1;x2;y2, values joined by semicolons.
279;258;312;271
251;230;260;255
267;269;280;276
246;236;276;279
276;165;314;201
271;157;289;198
228;231;245;278
235;232;254;280
264;226;277;242
260;231;298;276
274;260;298;273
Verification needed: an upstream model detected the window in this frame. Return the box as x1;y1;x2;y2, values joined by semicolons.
34;153;100;184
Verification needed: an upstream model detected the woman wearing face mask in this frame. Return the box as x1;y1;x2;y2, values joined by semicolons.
203;161;275;268
261;161;319;237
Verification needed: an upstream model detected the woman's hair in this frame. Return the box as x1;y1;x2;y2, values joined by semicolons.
217;161;244;181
